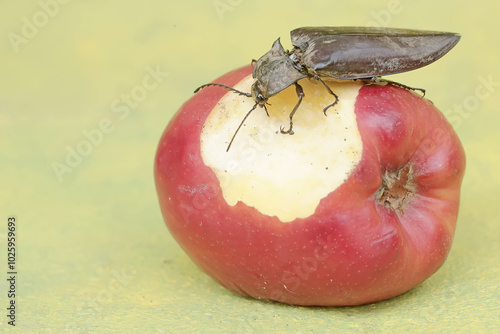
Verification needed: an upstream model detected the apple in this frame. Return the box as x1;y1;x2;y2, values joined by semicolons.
154;65;466;306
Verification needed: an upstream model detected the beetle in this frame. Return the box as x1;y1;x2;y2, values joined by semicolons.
195;27;461;151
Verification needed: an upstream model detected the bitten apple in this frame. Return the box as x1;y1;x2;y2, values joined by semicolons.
154;65;465;306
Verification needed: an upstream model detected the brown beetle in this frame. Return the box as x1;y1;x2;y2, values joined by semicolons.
195;27;460;151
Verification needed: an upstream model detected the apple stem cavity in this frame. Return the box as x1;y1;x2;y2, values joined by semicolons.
376;164;416;212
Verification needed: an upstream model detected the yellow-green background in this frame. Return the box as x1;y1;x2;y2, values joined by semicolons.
1;0;498;332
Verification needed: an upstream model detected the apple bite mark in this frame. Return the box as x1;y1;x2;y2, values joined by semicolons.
200;75;364;222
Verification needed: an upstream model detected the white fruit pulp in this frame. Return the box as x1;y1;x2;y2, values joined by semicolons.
200;75;363;222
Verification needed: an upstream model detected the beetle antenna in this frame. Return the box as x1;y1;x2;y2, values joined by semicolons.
226;102;259;152
194;83;252;98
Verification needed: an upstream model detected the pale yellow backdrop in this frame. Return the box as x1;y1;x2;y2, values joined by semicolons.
0;0;498;332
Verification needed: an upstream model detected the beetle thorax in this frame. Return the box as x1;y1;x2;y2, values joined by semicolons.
289;49;316;77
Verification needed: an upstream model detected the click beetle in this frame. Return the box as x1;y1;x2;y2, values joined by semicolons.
195;27;461;151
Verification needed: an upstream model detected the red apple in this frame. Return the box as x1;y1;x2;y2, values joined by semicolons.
154;65;466;306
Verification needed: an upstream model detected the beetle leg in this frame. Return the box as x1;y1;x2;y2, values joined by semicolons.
194;83;252;98
263;104;270;117
316;77;339;114
385;79;426;97
280;83;304;135
365;78;426;97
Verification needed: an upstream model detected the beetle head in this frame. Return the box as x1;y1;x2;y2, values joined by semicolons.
251;80;268;106
225;80;269;152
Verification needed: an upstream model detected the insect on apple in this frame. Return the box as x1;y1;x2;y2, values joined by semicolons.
195;27;460;151
155;27;466;307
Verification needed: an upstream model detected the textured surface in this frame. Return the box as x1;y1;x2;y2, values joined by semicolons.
0;1;499;333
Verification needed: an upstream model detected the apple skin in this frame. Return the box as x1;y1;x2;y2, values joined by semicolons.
154;65;466;306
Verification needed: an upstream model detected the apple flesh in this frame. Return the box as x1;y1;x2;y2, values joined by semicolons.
154;65;466;306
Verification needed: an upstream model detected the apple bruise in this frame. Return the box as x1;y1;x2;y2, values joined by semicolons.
200;75;364;222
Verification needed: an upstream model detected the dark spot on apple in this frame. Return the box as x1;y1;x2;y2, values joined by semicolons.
375;163;416;212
